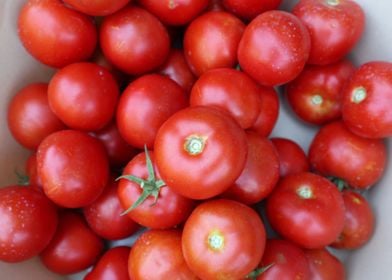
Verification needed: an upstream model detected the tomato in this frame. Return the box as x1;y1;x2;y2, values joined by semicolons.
341;61;392;138
331;190;375;249
154;106;248;200
7;83;65;150
266;172;345;249
138;0;209;26
85;246;130;280
129;229;197;280
18;0;97;68
118;150;195;229
190;68;261;129
100;6;170;75
308;121;387;189
63;0;131;16
222;131;280;205
48;62;119;131
286;59;355;125
0;186;58;263
270;137;310;177
182;199;266;279
238;10;310;86
292;0;365;65
222;0;282;20
37;130;109;208
183;11;245;76
304;248;346;280
83;176;139;240
40;211;104;275
116;74;188;149
254;239;311;280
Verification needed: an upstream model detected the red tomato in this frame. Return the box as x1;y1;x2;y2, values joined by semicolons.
129;229;197;280
238;10;310;86
222;131;280;205
270;137;310;177
304;248;346;280
18;0;97;68
182;199;266;279
266;172;345;249
255;239;311;280
116;74;188;149
85;246;130;280
7;83;65;150
40;211;104;275
138;0;209;26
222;0;282;20
83;176;139;240
292;0;365;65
48;62;119;131
184;11;245;76
63;0;131;16
100;6;170;75
308;121;387;189
154;106;248;200
286;59;355;125
331;190;375;249
0;186;58;263
118;150;195;229
37;130;109;208
342;61;392;138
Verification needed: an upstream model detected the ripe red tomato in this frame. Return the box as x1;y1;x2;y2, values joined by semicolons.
183;11;245;76
129;229;198;280
7;83;65;150
266;172;346;249
85;246;130;280
309;121;387;189
37;130;109;208
292;0;365;65
286;59;355;125
304;248;346;280
116;74;188;149
154;106;248;200
222;0;282;20
63;0;131;16
100;6;170;75
182;199;266;279
18;0;97;68
0;186;58;263
341;61;392;138
40;211;104;275
238;10;310;86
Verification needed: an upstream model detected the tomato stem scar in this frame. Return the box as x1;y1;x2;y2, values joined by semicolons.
311;94;323;105
297;185;313;199
184;134;207;155
351;87;367;104
207;230;225;251
326;0;340;6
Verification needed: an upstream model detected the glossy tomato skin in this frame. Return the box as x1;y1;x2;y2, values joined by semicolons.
304;248;346;280
37;130;109;208
129;229;198;280
0;186;58;263
292;0;365;65
222;0;282;20
40;211;104;275
182;199;266;279
18;0;97;68
100;6;170;75
286;59;355;125
331;190;375;249
63;0;131;16
85;246;130;280
309;121;387;189
7;83;66;150
256;239;311;280
118;151;195;229
238;10;310;86
48;62;119;131
342;61;392;138
222;131;280;205
266;172;345;249
154;106;248;200
117;74;188;149
184;11;245;76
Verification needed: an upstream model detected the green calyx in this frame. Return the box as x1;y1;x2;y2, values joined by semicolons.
15;169;30;186
117;146;166;215
246;263;274;280
328;176;349;191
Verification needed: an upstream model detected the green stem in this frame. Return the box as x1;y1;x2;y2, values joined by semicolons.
246;263;274;279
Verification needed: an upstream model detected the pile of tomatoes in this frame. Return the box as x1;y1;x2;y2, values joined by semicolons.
1;0;392;279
